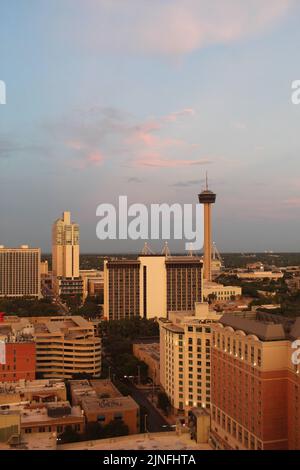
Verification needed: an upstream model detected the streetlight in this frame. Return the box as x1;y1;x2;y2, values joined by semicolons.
144;414;148;434
151;379;155;402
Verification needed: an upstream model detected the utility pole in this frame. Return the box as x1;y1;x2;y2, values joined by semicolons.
144;414;148;435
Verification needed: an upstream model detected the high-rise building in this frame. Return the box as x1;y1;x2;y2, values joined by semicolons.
52;211;79;278
104;255;203;321
52;212;83;297
210;311;300;450
0;245;41;298
198;176;216;282
159;303;221;413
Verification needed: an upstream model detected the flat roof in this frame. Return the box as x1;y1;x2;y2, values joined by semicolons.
19;402;83;425
0;379;65;396
58;431;212;451
82;395;138;413
133;343;160;361
89;380;121;398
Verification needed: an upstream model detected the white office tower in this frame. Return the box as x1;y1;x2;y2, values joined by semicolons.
52;212;82;297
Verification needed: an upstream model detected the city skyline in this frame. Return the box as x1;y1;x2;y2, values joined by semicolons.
1;1;300;253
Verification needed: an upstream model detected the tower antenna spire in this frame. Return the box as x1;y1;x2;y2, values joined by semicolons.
206;171;208;190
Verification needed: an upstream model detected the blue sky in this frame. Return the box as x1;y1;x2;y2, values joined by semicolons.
1;0;300;253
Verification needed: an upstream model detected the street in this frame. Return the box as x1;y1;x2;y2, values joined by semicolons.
122;380;171;432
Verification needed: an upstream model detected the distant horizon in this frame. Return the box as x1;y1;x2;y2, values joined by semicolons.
40;251;300;256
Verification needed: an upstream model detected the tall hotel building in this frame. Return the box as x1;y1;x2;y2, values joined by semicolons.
103;255;203;320
0;245;41;298
159;303;221;413
210;312;300;450
52;212;83;296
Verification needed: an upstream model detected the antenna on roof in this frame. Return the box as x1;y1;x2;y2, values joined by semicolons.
187;243;194;257
141;242;155;255
161;241;171;257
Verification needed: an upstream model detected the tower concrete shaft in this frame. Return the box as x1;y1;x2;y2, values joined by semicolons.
198;180;216;282
203;203;213;282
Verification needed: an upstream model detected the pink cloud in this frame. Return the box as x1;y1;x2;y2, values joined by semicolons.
283;198;300;208
72;0;295;57
87;151;104;166
126;109;195;154
59;107;201;170
134;153;213;168
164;108;196;122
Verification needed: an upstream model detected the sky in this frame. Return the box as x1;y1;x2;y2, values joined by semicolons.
1;0;300;253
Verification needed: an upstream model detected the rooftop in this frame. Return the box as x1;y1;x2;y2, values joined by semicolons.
19;402;83;425
81;395;138;413
133;342;160;362
58;431;212;451
1;316;98;341
0;379;65;396
219;311;300;341
0;432;57;451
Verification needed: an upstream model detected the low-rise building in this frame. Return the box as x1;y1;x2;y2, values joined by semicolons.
0;323;36;382
188;408;211;444
237;271;283;280
0;386;84;439
70;379;140;435
20;401;84;435
0;379;66;406
80;270;104;300
0;410;20;443
132;342;160;385
203;282;242;302
1;316;101;379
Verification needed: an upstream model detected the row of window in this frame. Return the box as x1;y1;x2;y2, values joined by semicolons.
212;406;262;450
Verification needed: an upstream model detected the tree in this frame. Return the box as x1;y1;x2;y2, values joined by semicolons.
84;422;104;440
207;293;217;304
71;372;94;380
58;425;81;444
102;419;129;438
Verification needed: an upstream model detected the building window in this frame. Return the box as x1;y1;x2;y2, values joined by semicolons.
232;422;236;438
258;349;262;367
